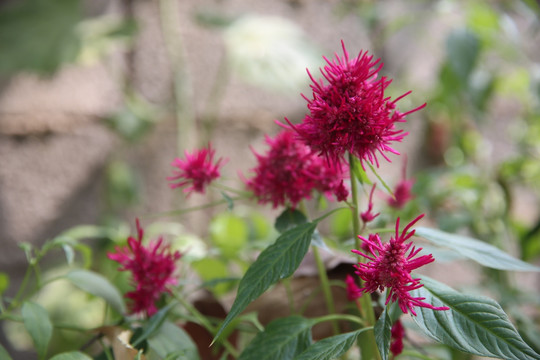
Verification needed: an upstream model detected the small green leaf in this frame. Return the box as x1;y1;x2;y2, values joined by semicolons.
0;272;9;296
415;227;540;272
374;307;392;360
22;302;53;360
147;321;199;360
221;191;235;211
210;213;249;258
446;28;480;83
293;328;368;360
239;316;314;360
132;302;176;347
62;244;75;264
65;269;126;314
0;343;13;360
49;351;92;360
275;208;307;233
411;275;540;360
213;222;317;342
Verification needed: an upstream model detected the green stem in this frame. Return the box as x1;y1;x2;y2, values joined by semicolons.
349;153;381;360
8;265;33;311
158;0;196;155
313;313;366;327
312;246;339;335
175;295;240;358
145;196;244;218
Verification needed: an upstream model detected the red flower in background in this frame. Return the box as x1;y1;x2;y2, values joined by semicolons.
108;219;182;316
388;157;414;209
361;184;380;224
351;214;449;315
284;41;425;167
167;144;225;196
390;319;405;356
345;274;362;301
244;130;348;209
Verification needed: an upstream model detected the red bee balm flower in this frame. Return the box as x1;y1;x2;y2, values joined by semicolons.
245;130;348;209
351;214;449;315
167;144;225;196
285;41;425;167
390;319;405;356
108;219;182;316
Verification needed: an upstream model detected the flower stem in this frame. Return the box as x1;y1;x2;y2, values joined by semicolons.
349;153;381;360
175;295;240;358
312;245;340;335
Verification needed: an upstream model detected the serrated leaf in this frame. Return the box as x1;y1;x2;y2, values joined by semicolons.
239;316;314;360
0;343;13;360
213;222;317;342
293;328;368;360
49;351;92;360
22;302;53;360
415;227;540;271
147;321;199;360
65;269;126;314
411;275;540;360
374;307;392;360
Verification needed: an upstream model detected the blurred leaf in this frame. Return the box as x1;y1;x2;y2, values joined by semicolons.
147;321;199;360
416;227;540;272
194;10;236;28
275;208;307;233
221;191;234;211
0;272;9;296
469;71;496;113
105;161;140;210
49;352;92;360
238;316;314;360
191;258;231;295
293;328;368;360
210;213;249;258
0;0;82;75
329;208;353;241
65;269;126;314
0;344;13;360
249;211;272;240
22;302;53;360
62;244;75;265
411;275;540;360
213;222;317;342
374;307;391;360
132;302;176;348
105;93;157;142
466;1;500;48
446;28;480;83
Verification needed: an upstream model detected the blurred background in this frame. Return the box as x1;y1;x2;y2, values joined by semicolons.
1;0;540;358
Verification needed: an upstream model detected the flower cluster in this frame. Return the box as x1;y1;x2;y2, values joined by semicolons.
108;219;182;316
284;41;425;167
167;144;226;196
244;130;348;208
351;214;449;315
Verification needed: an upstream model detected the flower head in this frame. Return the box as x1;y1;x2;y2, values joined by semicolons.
167;144;225;196
345;274;362;301
388;157;414;209
284;41;425;167
351;214;449;315
108;219;182;316
390;319;405;356
244;130;348;208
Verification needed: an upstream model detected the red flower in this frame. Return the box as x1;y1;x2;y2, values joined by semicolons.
284;41;425;167
108;219;182;316
351;214;449;315
388;157;414;209
167;144;225;196
361;184;380;224
244;130;348;208
345;274;362;301
390;319;405;356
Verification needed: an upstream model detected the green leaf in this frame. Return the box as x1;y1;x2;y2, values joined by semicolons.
275;208;307;233
49;351;92;360
374;307;392;360
0;272;9;296
65;269;126;314
22;302;53;360
446;28;480;83
293;328;368;360
415;227;540;272
147;321;199;360
210;213;249;258
239;316;314;360
132;302;176;347
0;0;82;75
411;275;540;360
213;222;318;342
0;343;13;360
62;244;75;265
